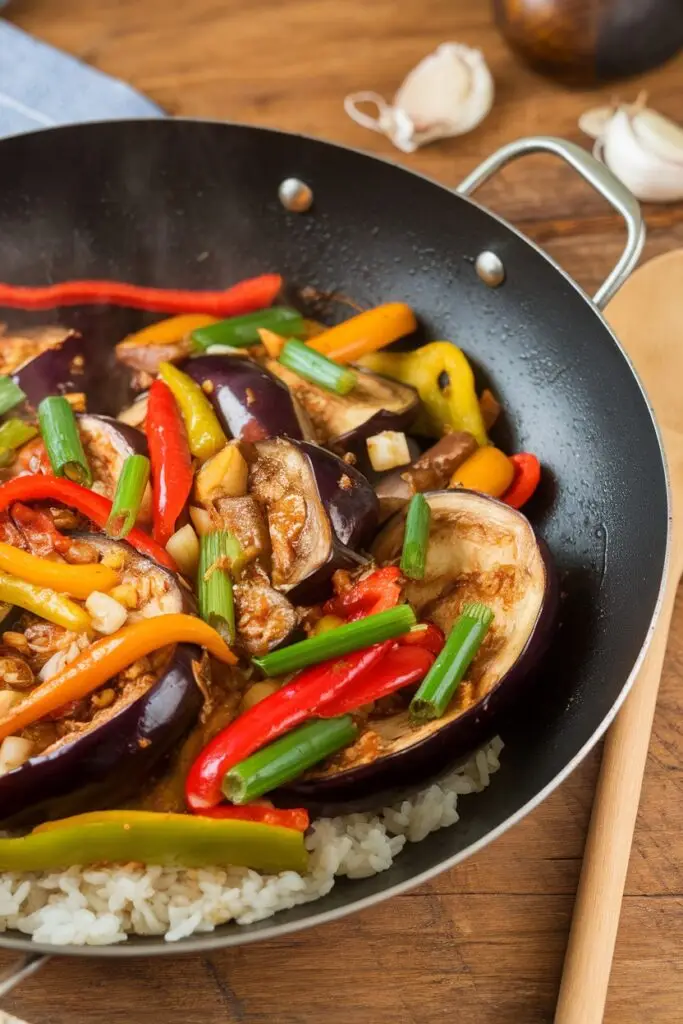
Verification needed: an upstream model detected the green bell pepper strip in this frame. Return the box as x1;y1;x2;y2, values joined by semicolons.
8;811;308;873
359;341;488;445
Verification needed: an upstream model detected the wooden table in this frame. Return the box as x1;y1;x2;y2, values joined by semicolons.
2;2;683;1020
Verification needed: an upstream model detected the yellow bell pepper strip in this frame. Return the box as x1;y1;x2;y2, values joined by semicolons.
360;341;488;445
450;446;515;498
0;812;307;873
121;314;219;349
0;541;118;599
307;303;417;364
0;570;91;633
0;613;237;743
158;361;227;462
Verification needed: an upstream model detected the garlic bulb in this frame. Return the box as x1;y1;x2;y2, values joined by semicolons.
345;43;494;154
579;96;683;203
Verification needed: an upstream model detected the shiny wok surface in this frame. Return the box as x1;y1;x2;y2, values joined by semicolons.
0;119;668;954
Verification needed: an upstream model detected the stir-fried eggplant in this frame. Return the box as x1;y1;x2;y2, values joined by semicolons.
77;415;151;521
279;491;556;810
267;361;419;456
8;328;98;411
182;355;313;442
0;538;202;826
375;431;479;520
248;438;379;603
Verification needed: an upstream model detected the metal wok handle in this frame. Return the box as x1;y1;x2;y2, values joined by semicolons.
456;136;645;310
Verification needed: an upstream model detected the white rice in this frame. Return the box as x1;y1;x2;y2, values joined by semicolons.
0;737;502;946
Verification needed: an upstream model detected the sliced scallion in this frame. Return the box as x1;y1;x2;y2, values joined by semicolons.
253;604;416;677
0;376;26;417
197;530;242;644
278;339;356;395
223;715;358;804
410;602;494;723
400;493;431;580
0;419;37;467
37;396;91;486
191;307;304;351
105;454;150;539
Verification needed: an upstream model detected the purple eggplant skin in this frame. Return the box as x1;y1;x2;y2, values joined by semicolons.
277;497;559;815
77;414;148;460
0;644;202;829
182;355;309;442
250;438;379;605
11;331;103;411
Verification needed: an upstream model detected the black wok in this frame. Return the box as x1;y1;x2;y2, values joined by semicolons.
0;120;669;958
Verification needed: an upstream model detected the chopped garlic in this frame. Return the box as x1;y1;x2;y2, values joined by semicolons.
366;431;412;472
0;736;33;775
85;591;128;635
39;635;90;681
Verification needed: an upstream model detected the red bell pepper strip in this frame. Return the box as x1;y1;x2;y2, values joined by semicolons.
145;380;193;547
397;622;445;657
199;805;310;832
0;273;282;316
320;644;434;717
186;642;391;810
324;566;403;621
0;475;176;570
502;453;541;509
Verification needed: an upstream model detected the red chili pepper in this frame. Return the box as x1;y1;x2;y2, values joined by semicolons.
397;622;445;657
199;805;310;832
9;502;71;557
186;642;391;810
0;273;282;316
324;566;403;621
0;475;176;570
502;453;541;509
320;644;434;717
145;380;193;547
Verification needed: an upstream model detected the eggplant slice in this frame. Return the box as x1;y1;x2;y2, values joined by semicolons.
249;438;379;603
268;361;419;455
0;537;202;827
280;490;557;811
77;415;152;523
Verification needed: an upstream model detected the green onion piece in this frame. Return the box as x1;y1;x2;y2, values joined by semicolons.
410;602;494;723
278;339;357;395
223;715;358;804
105;455;150;539
192;307;304;351
0;419;38;467
400;493;431;580
197;530;242;644
254;604;416;677
0;376;26;417
37;396;92;486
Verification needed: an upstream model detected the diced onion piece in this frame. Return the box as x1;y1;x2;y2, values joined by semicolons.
190;505;213;537
195;443;248;506
366;431;412;472
0;736;33;775
166;524;200;577
240;681;280;712
0;691;23;717
85;591;128;635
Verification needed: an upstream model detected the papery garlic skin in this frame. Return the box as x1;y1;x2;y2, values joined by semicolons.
345;43;494;153
580;99;683;204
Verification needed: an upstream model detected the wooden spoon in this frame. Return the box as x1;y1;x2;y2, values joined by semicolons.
555;249;683;1024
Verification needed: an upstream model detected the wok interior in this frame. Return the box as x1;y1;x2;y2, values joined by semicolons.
0;120;668;952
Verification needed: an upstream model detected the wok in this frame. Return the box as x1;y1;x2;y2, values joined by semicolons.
0;120;669;961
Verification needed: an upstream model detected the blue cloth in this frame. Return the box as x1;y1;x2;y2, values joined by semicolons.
0;19;163;138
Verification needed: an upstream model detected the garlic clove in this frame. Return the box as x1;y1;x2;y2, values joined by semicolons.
345;43;494;153
631;108;683;167
578;105;615;140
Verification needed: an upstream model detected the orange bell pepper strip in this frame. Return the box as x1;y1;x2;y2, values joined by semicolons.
307;303;416;363
0;541;118;599
0;613;237;743
120;314;219;350
450;446;515;498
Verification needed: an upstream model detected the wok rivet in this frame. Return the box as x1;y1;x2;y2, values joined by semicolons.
278;178;314;213
475;251;505;287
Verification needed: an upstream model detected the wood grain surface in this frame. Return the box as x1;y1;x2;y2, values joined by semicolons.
2;1;683;1021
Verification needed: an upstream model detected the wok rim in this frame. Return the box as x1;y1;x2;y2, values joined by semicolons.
0;117;671;956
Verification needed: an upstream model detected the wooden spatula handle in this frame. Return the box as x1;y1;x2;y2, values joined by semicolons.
555;575;678;1024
